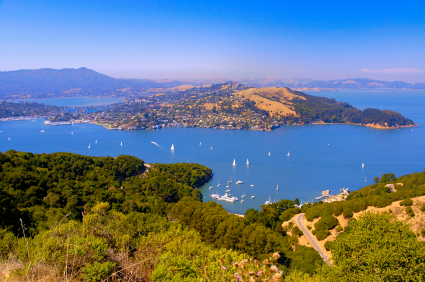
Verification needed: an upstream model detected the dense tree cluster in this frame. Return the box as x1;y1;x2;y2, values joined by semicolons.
171;199;323;273
287;92;415;127
0;150;211;235
0;101;63;118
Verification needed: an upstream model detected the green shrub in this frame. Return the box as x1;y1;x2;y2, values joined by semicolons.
314;213;339;231
420;204;425;212
292;226;303;237
307;225;312;230
305;207;322;221
332;204;344;216
406;206;415;217
421;230;425;237
280;207;301;222
324;241;333;251
380;173;396;183
312;230;317;235
82;261;115;282
400;197;413;206
316;230;330;241
343;208;353;219
336;225;343;232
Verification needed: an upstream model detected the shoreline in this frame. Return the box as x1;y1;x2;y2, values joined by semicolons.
0;117;418;131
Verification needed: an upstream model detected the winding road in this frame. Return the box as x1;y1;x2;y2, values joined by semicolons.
295;213;330;264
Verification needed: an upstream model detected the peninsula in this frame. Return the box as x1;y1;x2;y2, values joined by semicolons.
44;82;417;131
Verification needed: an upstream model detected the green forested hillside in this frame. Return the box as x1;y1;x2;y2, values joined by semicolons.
2;150;423;281
0;150;321;281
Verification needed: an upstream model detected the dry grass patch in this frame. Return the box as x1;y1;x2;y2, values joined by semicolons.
234;87;306;117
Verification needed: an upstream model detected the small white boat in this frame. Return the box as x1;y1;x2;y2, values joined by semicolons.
121;142;123;146
232;159;236;166
276;184;279;191
217;180;220;187
287;151;290;157
88;144;91;149
251;196;255;199
236;180;243;184
40;128;45;133
95;140;97;144
229;176;232;183
268;151;271;156
171;143;175;150
241;200;245;203
71;132;73;135
246;159;249;165
199;142;202;145
226;185;229;188
209;186;213;189
362;163;365;168
225;189;231;192
210;146;213;150
365;177;367;183
8;137;10;140
251;184;254;187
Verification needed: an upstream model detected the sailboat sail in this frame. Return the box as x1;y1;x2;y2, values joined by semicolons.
171;144;175;150
246;159;249;165
232;159;236;166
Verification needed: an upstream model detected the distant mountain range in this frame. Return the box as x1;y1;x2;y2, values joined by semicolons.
0;68;185;98
0;68;424;99
236;77;425;89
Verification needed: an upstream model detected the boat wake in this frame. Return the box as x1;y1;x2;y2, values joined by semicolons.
151;141;161;147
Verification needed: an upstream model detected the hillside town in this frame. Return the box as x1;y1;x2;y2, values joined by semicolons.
46;82;287;131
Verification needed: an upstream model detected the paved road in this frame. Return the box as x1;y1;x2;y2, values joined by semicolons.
295;213;329;264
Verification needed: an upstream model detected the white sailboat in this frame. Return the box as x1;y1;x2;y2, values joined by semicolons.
217;179;220;187
40;128;45;133
95;140;97;144
362;163;365;168
251;196;255;199
276;184;279;191
229;176;232;183
210;146;213;150
71;132;73;135
246;159;249;165
171;143;175;150
88;144;91;149
251;184;254;187
199;142;201;145
120;142;123;146
268;151;271;156
365;177;367;183
232;159;236;166
286;151;290;157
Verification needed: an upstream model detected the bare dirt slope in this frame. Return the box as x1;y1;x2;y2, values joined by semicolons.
234;87;305;117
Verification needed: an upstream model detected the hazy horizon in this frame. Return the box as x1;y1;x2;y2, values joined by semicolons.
1;0;424;83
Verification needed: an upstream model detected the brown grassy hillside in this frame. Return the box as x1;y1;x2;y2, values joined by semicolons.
234;87;305;117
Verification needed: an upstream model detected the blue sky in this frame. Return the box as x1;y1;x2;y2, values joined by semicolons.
1;0;424;82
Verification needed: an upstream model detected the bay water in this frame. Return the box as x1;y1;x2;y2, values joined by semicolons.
1;92;424;215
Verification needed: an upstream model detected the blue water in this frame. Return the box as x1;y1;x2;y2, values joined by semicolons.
1;90;424;214
11;97;124;107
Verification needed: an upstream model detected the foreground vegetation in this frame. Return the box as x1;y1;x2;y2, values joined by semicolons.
1;150;425;281
0;150;320;281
